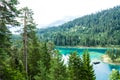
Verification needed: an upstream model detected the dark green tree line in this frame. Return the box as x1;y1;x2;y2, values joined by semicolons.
0;0;25;80
38;6;120;47
68;51;95;80
105;48;120;62
0;0;96;80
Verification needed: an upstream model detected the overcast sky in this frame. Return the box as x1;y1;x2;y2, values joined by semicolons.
18;0;120;27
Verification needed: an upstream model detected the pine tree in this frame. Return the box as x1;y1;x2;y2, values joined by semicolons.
0;0;20;79
34;60;46;80
28;41;42;79
49;50;67;80
32;42;52;80
68;51;83;80
109;69;120;80
19;7;42;79
82;50;96;80
0;0;19;63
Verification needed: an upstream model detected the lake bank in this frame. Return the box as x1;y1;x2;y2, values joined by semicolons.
56;46;108;49
57;47;120;80
102;54;120;65
56;46;120;49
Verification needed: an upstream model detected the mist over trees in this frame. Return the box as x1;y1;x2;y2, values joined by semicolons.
38;6;120;47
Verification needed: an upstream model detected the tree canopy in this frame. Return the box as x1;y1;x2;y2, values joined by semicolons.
37;6;120;47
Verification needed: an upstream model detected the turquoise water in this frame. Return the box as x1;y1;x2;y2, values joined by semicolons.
56;47;120;80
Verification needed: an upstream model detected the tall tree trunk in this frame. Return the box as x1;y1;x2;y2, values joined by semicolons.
23;11;28;75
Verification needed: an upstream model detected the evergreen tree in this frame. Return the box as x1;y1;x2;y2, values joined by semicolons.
0;0;21;79
37;6;120;47
109;69;120;80
49;50;67;80
0;0;19;63
82;50;96;80
33;60;46;80
68;51;83;80
28;42;42;80
19;7;42;79
33;42;52;80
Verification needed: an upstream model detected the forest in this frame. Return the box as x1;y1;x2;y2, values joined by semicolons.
37;6;120;47
105;48;120;63
1;0;120;80
0;0;96;80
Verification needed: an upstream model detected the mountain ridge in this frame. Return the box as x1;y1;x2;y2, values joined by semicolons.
37;6;120;47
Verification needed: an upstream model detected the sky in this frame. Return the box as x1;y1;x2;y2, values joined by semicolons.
18;0;120;28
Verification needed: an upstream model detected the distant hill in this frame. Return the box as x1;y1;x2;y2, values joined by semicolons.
48;16;76;27
37;16;77;28
37;6;120;47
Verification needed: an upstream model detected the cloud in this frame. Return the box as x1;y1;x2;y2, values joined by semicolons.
18;0;120;27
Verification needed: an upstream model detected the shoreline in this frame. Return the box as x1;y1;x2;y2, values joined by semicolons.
56;46;119;49
101;54;120;65
56;46;120;65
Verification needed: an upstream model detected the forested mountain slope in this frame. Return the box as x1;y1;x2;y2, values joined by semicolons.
37;6;120;46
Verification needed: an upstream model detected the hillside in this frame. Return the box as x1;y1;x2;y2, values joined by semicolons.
37;6;120;47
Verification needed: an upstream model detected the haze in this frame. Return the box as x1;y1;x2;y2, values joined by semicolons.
18;0;120;28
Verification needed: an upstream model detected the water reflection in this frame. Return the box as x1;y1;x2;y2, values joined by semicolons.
57;47;120;80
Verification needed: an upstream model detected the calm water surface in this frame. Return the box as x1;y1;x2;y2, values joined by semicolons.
56;47;120;80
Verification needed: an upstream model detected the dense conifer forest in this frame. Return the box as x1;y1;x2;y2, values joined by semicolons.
1;0;120;80
0;0;95;80
37;6;120;47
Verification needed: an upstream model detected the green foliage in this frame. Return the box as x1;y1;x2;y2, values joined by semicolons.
28;42;53;80
0;0;21;79
68;51;83;80
1;64;25;80
106;48;120;62
0;0;19;25
109;69;120;80
67;51;95;80
0;0;99;80
38;6;120;47
34;60;46;80
28;43;42;79
49;50;67;80
82;50;96;80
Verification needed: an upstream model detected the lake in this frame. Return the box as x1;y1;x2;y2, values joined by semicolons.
56;47;120;80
